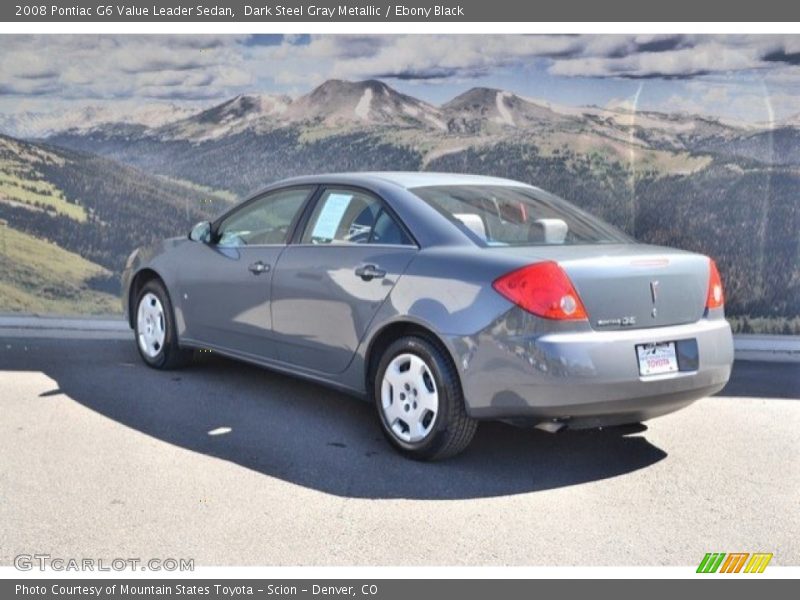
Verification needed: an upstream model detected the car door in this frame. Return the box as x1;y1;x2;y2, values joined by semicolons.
178;185;315;359
271;186;418;373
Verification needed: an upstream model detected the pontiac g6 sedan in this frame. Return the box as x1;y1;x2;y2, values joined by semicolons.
122;172;734;460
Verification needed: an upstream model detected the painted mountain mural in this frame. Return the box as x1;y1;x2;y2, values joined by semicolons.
1;79;798;332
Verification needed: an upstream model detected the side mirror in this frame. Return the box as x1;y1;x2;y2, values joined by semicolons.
189;221;212;243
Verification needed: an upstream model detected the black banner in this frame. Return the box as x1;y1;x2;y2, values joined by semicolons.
3;0;800;22
4;579;793;599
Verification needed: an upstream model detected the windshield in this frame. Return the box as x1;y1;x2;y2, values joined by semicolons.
410;185;632;246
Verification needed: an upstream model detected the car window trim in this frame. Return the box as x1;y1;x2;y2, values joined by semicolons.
290;242;419;250
290;184;419;248
211;184;320;245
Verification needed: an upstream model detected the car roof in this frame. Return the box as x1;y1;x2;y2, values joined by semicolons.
274;171;530;190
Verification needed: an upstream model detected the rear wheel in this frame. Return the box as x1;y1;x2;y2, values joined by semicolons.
134;279;192;370
374;336;477;460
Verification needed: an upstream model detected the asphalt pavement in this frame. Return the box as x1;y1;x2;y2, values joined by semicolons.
0;327;797;566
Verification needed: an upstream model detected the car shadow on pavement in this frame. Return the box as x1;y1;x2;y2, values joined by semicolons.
6;338;668;500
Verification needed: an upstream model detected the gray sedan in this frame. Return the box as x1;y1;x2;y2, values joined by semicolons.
122;172;734;460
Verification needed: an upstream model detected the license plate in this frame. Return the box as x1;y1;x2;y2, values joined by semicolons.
636;342;679;376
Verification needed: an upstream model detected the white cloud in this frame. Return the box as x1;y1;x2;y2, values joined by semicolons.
264;35;583;82
242;34;800;89
549;41;764;78
0;35;250;100
1;34;800;123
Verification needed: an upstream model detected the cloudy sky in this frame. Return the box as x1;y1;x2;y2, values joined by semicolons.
1;34;800;122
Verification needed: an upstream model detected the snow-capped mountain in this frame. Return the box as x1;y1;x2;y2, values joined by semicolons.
286;79;446;129
0;102;198;138
11;77;797;169
139;81;447;141
768;112;800;129
441;87;573;133
158;94;291;141
0;78;782;148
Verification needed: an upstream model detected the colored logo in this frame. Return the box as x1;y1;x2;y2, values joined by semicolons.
697;552;773;573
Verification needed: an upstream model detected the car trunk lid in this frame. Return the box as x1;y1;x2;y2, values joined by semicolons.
489;244;709;330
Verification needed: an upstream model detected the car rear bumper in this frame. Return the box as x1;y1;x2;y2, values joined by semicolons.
447;316;733;425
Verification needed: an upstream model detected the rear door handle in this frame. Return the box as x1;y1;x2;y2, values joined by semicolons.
355;264;386;281
248;261;270;275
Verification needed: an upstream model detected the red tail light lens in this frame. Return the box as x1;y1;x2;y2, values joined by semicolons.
706;258;725;309
493;261;588;320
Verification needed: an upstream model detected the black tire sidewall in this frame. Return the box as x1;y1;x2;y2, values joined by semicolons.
134;280;177;369
373;336;456;458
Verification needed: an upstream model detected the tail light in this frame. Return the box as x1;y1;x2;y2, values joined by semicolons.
706;258;725;309
492;261;588;320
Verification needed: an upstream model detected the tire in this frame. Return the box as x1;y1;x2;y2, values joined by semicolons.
134;279;192;370
373;335;477;461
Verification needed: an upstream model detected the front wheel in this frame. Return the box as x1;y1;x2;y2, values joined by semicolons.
134;279;192;370
374;336;477;461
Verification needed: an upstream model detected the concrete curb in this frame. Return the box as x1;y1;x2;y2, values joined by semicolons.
0;314;130;340
734;334;800;364
0;314;128;330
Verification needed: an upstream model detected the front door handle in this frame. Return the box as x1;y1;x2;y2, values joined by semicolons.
355;264;386;281
248;261;270;275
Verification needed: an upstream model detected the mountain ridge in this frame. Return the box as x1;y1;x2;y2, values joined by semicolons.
3;78;779;145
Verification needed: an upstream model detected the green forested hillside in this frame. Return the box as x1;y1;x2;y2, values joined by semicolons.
48;127;425;197
0;134;231;313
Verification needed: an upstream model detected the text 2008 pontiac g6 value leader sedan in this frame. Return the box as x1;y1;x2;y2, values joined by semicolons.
122;172;734;460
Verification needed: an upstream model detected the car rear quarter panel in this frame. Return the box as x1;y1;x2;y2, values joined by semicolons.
354;246;571;391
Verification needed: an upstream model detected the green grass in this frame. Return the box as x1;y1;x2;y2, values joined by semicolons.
155;174;238;205
0;160;88;222
0;225;119;314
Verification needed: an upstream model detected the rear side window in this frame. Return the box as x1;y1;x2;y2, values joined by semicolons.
301;188;412;246
410;185;631;246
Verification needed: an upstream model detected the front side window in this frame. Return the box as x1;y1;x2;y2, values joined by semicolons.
217;186;312;247
301;188;411;246
410;185;631;246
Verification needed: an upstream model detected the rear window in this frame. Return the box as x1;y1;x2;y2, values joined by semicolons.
410;185;631;246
